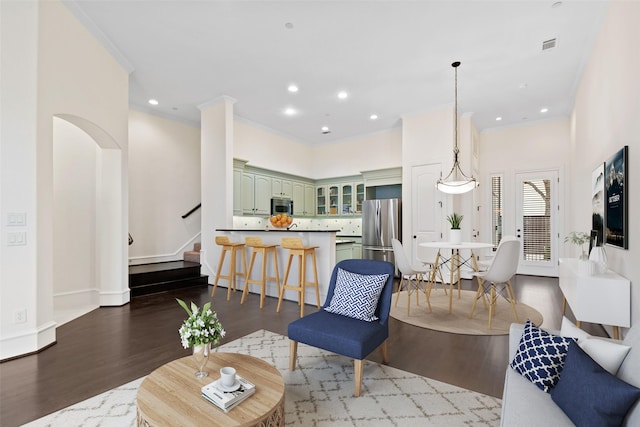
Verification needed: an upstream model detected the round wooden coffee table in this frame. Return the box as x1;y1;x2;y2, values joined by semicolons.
136;352;284;427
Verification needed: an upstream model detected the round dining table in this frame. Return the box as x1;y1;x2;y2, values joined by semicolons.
419;241;493;313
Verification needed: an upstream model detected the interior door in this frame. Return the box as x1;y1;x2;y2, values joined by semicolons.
411;163;443;266
515;170;559;276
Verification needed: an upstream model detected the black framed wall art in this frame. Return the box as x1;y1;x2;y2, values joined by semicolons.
591;162;605;247
605;145;628;249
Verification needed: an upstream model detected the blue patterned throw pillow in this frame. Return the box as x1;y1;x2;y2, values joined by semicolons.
324;268;389;322
510;320;573;392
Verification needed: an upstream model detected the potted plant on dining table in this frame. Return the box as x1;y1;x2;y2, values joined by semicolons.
447;212;463;244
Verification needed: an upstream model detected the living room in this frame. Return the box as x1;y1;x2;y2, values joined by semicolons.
2;1;639;425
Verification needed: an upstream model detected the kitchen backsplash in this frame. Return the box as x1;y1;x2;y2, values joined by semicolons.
233;216;362;236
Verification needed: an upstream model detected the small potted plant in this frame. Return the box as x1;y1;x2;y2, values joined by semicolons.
564;231;592;275
446;212;464;244
564;231;590;260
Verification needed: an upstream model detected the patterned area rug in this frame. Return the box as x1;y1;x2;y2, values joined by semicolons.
391;289;544;335
25;330;501;426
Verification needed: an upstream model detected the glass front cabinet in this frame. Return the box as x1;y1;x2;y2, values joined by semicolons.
316;181;364;216
316;187;327;215
355;183;365;214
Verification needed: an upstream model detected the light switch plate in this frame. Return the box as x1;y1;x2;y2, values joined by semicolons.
7;212;26;226
7;231;27;246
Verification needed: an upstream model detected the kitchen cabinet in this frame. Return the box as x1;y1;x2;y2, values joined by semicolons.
316;181;364;216
272;178;292;198
335;241;354;263
233;168;243;215
316;187;327;215
342;184;353;214
242;173;271;215
304;184;315;216
329;185;339;215
355;183;365;214
351;236;362;258
293;182;315;216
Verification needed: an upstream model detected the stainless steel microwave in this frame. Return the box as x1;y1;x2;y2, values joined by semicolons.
271;197;293;216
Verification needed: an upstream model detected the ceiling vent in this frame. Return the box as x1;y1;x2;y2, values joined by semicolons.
542;38;557;51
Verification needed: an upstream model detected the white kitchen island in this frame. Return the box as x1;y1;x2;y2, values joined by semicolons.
215;228;340;307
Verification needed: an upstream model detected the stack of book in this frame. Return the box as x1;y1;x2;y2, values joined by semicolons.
201;375;256;412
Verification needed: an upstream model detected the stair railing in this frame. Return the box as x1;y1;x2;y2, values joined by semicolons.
182;203;201;219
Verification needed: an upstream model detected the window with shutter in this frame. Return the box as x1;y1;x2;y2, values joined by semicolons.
491;175;503;250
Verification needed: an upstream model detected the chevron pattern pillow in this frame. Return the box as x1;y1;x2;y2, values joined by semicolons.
510;320;573;392
324;268;389;322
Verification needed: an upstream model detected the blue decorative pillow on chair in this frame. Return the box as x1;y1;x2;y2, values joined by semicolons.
510;320;573;392
550;340;640;427
324;268;389;322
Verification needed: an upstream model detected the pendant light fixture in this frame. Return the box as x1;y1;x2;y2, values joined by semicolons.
436;61;479;194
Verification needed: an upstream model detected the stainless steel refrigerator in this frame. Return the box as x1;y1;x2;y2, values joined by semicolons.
362;199;401;271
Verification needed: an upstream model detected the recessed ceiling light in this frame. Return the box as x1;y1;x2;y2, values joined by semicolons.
370;114;378;120
540;107;549;113
321;126;331;134
496;117;503;121
337;91;348;100
288;84;299;93
148;99;159;106
284;108;296;116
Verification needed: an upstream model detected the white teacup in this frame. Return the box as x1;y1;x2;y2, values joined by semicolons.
220;366;236;387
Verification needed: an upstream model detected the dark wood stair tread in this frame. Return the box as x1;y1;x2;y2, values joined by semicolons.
129;261;208;296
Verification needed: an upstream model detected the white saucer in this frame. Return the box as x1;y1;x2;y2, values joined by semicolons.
215;379;241;392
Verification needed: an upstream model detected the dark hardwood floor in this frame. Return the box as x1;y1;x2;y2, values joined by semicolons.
0;274;605;427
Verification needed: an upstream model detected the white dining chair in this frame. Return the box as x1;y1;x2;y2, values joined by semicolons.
469;237;521;329
416;244;447;295
392;239;434;314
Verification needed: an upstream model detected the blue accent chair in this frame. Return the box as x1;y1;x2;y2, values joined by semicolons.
288;259;395;396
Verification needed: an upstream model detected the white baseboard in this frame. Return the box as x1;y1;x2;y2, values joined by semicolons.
0;320;56;361
99;289;130;306
54;288;99;309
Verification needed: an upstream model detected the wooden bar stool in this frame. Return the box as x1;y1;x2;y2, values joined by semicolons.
277;237;320;317
241;237;281;309
211;236;247;301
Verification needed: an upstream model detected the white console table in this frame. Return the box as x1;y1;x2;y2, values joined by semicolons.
559;258;630;339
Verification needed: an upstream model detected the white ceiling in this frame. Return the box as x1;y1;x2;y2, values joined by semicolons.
65;0;609;145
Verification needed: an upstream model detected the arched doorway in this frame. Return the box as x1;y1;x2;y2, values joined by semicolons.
52;115;129;325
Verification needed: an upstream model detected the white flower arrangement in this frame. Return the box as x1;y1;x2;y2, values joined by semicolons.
177;298;225;349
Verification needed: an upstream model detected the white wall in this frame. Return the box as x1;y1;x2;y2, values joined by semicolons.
128;109;201;264
1;0;40;359
570;1;640;333
309;128;402;179
234;118;311;177
1;0;129;359
53;118;99;323
478;118;571;252
234;118;402;179
401;106;460;247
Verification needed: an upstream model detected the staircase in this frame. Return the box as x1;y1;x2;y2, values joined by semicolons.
129;260;208;297
183;242;201;263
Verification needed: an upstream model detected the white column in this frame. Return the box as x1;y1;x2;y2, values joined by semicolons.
199;96;237;282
